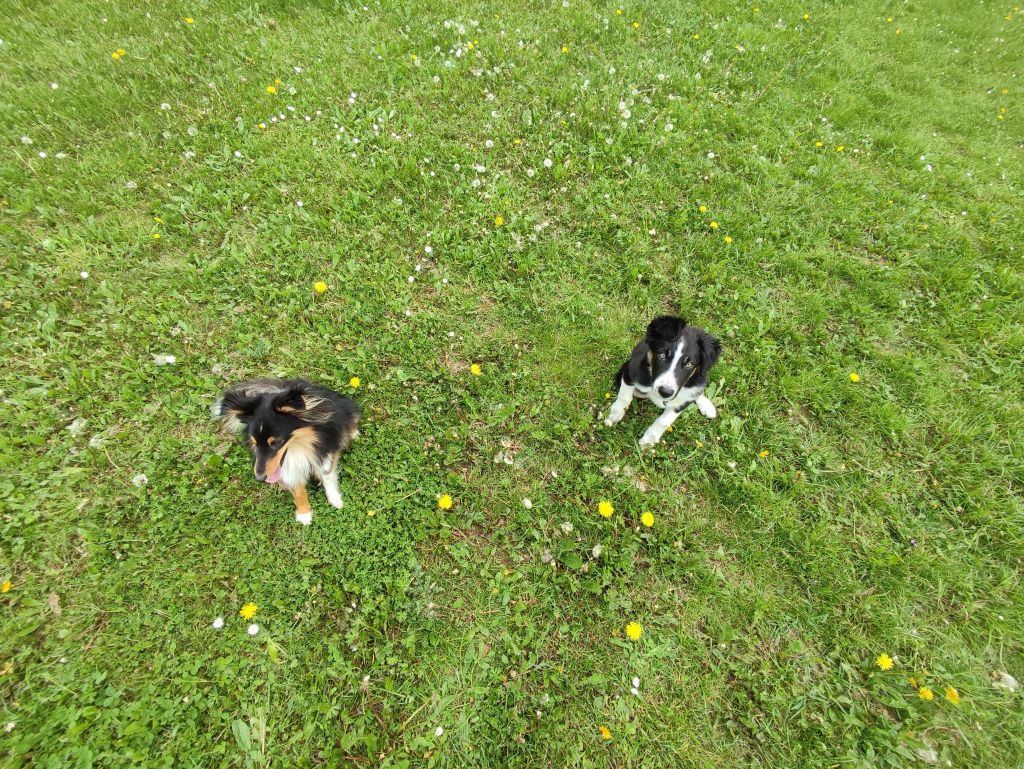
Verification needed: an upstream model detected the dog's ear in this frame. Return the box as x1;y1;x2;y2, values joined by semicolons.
271;386;307;415
646;315;686;342
698;331;722;371
215;389;261;431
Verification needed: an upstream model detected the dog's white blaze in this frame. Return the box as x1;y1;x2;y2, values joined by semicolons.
651;339;686;399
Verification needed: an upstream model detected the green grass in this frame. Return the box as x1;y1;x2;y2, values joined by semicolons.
2;0;1023;765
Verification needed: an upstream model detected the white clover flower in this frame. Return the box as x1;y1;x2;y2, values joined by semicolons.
424;244;433;254
543;158;553;168
522;498;532;509
212;617;224;629
38;151;47;158
632;676;640;688
88;435;103;448
234;150;242;158
153;354;176;365
79;271;89;279
51;82;59;89
665;123;674;131
527;168;535;177
434;727;444;737
20;135;32;145
559;521;574;534
485;139;494;148
591;544;602;558
132;473;149;487
247;624;260;636
67;418;87;436
160;102;171;110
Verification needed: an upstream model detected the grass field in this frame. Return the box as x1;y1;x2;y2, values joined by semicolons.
2;0;1023;766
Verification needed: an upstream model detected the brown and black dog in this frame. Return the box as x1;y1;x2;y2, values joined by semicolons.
213;379;360;524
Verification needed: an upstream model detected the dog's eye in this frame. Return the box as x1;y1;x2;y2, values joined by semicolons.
684;361;694;368
658;352;667;359
267;436;278;447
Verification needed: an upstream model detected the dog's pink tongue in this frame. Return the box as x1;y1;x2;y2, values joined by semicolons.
266;466;282;484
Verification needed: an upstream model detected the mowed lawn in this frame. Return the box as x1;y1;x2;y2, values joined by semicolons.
2;0;1023;766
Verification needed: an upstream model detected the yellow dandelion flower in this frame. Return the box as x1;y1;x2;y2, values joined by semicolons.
366;510;376;517
944;686;960;704
849;372;860;382
184;17;194;24
1;580;11;593
259;122;267;129
467;41;475;51
494;215;504;226
314;281;328;294
633;21;640;29
753;6;761;12
699;204;708;213
815;140;824;147
266;85;277;94
758;450;770;458
692;32;700;39
876;653;894;670
723;235;733;244
615;8;623;15
438;494;453;510
836;144;845;152
1002;88;1009;95
514;138;522;145
641;511;655;527
598;501;614;518
470;363;482;376
562;45;569;54
895;28;901;35
349;377;361;389
803;12;809;20
111;51;121;60
117;48;125;55
152;233;161;240
709;220;719;229
887;16;894;22
908;676;918;688
625;621;642;640
239;603;258;619
919;687;934;701
599;725;612;740
410;53;418;61
274;78;282;85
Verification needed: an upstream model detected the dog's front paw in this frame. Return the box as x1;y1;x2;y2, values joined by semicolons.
638;430;661;448
696;395;717;419
326;492;344;510
604;407;625;427
295;511;313;526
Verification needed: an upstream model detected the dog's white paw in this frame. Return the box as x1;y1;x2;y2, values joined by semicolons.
326;492;343;510
696;395;717;419
638;431;661;448
295;511;313;526
604;407;625;427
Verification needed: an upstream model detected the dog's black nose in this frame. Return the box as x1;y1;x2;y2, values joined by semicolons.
657;385;675;399
254;468;266;481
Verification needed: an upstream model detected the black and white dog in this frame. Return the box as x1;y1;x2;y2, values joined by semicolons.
604;316;722;446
